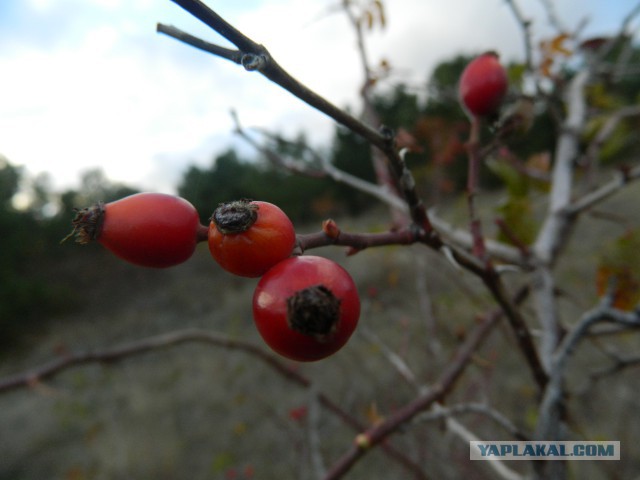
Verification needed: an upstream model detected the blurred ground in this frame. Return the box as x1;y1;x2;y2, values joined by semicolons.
1;186;639;479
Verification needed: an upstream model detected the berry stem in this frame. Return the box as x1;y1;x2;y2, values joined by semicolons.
196;223;209;243
465;116;488;261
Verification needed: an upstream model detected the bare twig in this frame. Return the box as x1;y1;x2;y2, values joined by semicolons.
307;385;327;479
537;0;567;33
582;105;640;187
428;211;523;265
233;114;526;267
156;23;242;62
481;272;549;390
587;353;640;383
415;402;529;441
360;327;422;390
504;0;534;73
465;116;488;261
231;111;408;211
0;329;298;393
296;222;420;254
324;306;503;479
530;68;591;378
535;300;640;444
158;0;432;233
568;163;640;215
341;0;406;225
422;403;526;480
0;328;428;479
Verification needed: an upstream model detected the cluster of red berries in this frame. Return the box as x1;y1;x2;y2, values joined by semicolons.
66;52;509;361
67;194;360;362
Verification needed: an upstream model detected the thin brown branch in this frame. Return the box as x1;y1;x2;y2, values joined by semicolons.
536;301;640;444
504;0;534;73
0;329;299;393
588;353;640;383
231;111;408;211
584;106;640;170
465;116;488;261
428;211;523;265
156;23;242;63
482;271;549;390
341;0;406;225
582;106;640;188
159;0;433;234
415;402;530;441
537;0;567;33
568;163;640;215
324;305;503;479
0;328;428;479
233;113;525;266
296;223;419;254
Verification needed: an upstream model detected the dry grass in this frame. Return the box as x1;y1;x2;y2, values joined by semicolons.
1;185;639;479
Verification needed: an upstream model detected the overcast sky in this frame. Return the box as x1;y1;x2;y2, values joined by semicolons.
0;0;636;194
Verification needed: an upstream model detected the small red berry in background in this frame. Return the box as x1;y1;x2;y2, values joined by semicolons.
208;199;296;278
66;192;202;268
458;51;508;118
252;255;360;362
288;405;308;422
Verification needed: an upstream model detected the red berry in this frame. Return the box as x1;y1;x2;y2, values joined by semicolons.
458;52;508;118
208;200;296;278
252;256;360;362
67;192;202;268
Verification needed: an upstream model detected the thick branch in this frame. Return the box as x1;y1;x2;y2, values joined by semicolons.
529;69;590;380
533;70;590;265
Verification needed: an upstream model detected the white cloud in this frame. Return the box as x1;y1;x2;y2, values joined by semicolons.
1;0;636;194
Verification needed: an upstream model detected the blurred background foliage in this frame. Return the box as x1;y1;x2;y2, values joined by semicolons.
1;48;639;353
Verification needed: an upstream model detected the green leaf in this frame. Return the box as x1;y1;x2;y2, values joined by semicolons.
486;158;528;197
496;196;537;246
507;63;526;88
